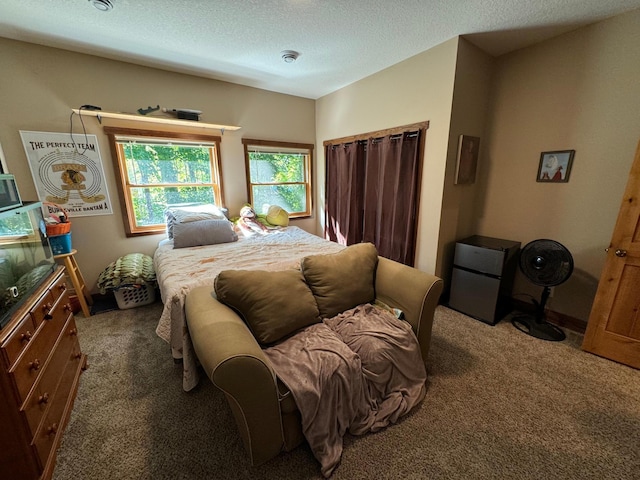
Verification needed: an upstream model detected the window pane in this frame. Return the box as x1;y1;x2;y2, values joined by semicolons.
131;186;216;226
123;143;213;185
251;184;306;214
249;153;305;183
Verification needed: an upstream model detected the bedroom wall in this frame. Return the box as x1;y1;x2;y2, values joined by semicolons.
476;8;640;322
0;37;317;292
438;39;495;293
315;37;460;275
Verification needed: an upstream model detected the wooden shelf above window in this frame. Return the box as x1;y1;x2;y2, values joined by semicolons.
71;109;241;132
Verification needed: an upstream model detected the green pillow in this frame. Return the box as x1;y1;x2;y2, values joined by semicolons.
266;205;289;226
214;269;320;345
301;243;378;319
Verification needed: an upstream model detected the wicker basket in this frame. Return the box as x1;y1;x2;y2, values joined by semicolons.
44;202;71;235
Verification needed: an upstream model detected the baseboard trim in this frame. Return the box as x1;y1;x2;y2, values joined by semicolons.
511;299;587;334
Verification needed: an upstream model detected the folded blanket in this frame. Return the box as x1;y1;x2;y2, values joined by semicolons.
264;304;426;477
96;253;156;294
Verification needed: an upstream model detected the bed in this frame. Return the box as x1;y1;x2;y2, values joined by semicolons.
153;226;344;391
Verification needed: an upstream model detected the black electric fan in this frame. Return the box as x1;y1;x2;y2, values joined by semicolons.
511;239;573;341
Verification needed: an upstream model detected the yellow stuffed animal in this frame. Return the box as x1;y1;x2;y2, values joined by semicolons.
265;205;289;226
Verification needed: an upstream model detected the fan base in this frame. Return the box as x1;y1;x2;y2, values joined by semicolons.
511;314;566;342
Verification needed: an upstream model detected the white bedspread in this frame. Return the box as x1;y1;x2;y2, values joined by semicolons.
153;226;344;391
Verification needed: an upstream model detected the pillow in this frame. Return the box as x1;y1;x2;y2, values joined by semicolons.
173;219;238;248
266;205;289;226
301;243;378;319
215;269;320;345
165;204;227;239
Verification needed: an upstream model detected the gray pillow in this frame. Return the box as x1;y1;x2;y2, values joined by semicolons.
173;219;237;248
165;204;227;239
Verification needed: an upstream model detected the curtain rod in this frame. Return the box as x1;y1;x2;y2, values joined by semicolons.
323;120;428;147
330;131;420;148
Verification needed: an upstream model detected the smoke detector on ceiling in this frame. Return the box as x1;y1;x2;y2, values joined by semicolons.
281;50;300;64
89;0;115;11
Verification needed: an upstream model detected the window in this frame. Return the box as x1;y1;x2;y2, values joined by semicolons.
242;139;313;218
105;127;223;236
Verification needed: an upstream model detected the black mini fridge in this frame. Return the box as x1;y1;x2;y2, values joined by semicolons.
448;235;520;325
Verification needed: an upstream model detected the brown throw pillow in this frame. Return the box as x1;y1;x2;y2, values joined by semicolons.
214;269;320;345
301;243;378;319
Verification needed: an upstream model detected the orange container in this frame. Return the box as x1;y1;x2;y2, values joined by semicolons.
43;202;71;235
45;222;71;235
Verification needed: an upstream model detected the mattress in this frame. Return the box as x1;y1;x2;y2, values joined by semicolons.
153;226;344;390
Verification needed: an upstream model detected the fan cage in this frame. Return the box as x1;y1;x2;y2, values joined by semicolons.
519;239;574;287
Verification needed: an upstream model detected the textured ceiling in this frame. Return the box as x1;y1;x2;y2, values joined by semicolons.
1;0;639;99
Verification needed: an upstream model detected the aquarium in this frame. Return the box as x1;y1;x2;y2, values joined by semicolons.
0;201;56;329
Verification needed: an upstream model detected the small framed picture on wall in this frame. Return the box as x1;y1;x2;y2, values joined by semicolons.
455;135;480;185
537;150;575;183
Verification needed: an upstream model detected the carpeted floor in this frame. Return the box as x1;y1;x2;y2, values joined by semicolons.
52;302;640;480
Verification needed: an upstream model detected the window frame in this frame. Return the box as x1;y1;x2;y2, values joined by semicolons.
242;139;313;219
104;127;224;237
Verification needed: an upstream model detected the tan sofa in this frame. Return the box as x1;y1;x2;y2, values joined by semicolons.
185;255;443;466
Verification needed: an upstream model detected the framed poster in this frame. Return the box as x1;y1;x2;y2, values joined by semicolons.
537;150;575;183
20;131;112;216
455;135;480;185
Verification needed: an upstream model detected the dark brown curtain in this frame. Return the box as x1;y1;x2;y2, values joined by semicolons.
324;142;366;245
362;133;421;266
324;129;423;266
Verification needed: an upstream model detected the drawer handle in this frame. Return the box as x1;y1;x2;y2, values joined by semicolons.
59;282;67;291
28;359;41;371
46;423;58;436
38;392;50;405
64;303;73;312
43;303;54;320
69;328;78;336
20;331;33;342
74;352;83;360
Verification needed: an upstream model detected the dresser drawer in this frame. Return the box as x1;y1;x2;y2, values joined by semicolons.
1;314;37;368
10;297;72;401
49;274;69;306
22;316;79;437
33;334;84;468
29;290;55;327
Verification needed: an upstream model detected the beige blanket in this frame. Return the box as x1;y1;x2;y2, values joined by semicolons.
264;304;426;477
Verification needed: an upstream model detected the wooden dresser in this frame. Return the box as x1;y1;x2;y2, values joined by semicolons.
0;267;86;479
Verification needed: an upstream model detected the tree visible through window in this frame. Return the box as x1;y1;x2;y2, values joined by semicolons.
242;139;313;218
105;127;223;236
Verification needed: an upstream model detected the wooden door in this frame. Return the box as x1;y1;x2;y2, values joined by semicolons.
582;140;640;368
